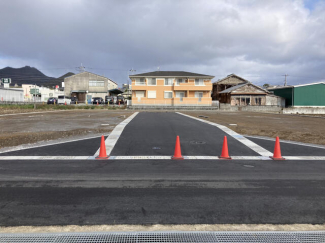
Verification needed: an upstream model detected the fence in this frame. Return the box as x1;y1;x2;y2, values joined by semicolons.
131;98;213;106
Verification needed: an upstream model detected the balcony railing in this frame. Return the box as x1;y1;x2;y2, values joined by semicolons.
134;82;146;86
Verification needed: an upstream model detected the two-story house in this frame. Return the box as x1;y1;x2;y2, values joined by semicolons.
129;71;214;106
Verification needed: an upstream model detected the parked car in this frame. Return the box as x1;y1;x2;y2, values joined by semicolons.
105;96;113;105
116;96;125;105
70;97;78;104
92;97;104;104
58;95;71;105
47;97;58;104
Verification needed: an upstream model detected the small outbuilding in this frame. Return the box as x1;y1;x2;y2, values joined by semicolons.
268;82;325;107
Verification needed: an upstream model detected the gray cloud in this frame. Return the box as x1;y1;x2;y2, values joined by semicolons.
0;0;324;86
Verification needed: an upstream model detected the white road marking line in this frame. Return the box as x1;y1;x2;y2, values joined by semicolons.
244;135;325;149
110;156;171;160
0;156;90;160
107;156;323;160
0;155;324;160
93;112;139;157
176;112;273;157
0;135;107;154
283;156;325;160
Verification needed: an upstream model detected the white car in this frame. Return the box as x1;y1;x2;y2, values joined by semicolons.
57;95;71;105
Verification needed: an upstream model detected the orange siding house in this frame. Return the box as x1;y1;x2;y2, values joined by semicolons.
129;71;214;106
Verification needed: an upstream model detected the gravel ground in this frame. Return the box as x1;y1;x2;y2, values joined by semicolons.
1;224;325;233
0;110;134;148
182;111;325;145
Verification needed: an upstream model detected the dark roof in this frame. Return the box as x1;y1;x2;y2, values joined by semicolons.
220;83;268;94
108;88;123;94
219;83;247;93
129;71;214;78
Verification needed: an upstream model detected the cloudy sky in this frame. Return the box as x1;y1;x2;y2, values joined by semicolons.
0;0;324;86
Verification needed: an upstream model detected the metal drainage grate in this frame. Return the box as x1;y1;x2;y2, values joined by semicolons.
0;231;324;243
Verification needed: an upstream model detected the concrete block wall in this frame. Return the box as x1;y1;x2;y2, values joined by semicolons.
283;107;325;114
219;103;283;113
241;105;282;113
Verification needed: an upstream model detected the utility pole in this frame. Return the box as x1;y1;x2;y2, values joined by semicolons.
76;63;85;73
129;68;136;86
34;83;36;110
128;68;136;98
283;74;289;86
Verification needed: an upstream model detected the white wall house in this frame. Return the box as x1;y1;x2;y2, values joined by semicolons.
0;87;24;102
22;84;64;102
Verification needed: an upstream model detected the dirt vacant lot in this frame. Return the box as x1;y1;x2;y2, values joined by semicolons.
0;110;133;149
183;111;325;145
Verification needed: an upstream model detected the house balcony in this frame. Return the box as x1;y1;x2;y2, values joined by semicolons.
132;83;147;90
173;81;212;91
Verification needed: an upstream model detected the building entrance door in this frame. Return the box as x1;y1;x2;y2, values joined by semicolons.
87;95;92;104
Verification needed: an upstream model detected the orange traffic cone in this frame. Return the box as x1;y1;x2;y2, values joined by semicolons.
172;136;184;160
270;136;285;160
219;136;231;159
97;101;99;105
96;135;109;159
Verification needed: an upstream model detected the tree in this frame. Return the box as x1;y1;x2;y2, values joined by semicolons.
263;83;270;89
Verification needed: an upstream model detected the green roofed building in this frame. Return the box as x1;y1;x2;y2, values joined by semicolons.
268;82;325;107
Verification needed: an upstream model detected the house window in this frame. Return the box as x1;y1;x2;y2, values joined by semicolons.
195;79;204;86
195;92;203;98
176;78;185;85
89;80;105;87
135;91;145;98
241;97;250;105
164;78;173;86
148;91;156;99
135;78;146;85
164;91;173;98
148;78;156;86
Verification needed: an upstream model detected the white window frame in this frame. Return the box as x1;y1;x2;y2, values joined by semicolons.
89;80;105;87
147;78;157;86
195;78;204;86
164;78;174;86
164;91;173;99
135;91;145;98
135;78;146;86
147;90;156;99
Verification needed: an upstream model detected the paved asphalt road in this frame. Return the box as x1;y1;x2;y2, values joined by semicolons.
1;112;325;226
111;112;259;156
0;137;106;156
247;137;325;156
0;159;325;226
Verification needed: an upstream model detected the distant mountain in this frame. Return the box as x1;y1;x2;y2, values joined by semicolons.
0;66;74;87
43;72;75;88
